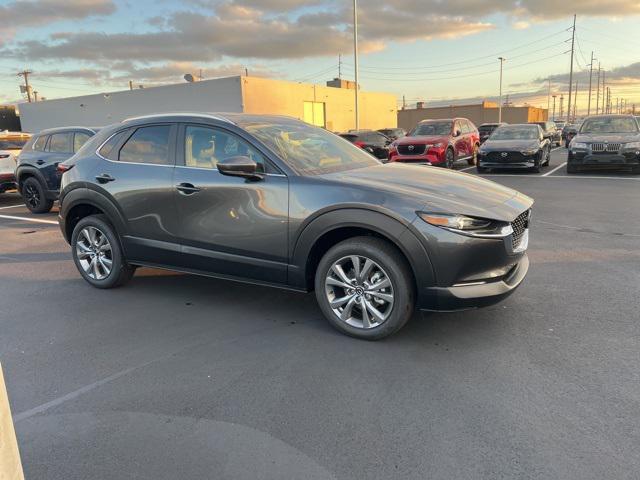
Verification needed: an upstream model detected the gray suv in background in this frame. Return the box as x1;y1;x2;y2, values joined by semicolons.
58;113;533;340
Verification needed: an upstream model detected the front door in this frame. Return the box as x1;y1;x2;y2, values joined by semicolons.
171;124;289;284
94;123;180;263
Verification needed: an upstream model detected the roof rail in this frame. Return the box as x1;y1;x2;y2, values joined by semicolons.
123;112;234;124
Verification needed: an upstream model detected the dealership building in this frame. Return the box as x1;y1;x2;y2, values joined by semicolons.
18;76;397;133
398;101;548;131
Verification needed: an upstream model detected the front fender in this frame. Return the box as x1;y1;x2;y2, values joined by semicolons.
289;207;436;291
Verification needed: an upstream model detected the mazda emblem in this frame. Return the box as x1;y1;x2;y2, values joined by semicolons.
408;145;415;151
501;152;508;157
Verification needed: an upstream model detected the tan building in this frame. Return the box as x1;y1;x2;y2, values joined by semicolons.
19;75;397;134
398;101;547;131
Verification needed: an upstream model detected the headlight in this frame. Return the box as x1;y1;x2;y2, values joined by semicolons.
418;212;513;238
432;142;444;148
624;141;640;149
521;149;538;156
571;142;588;149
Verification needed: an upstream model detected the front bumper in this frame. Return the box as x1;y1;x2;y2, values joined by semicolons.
478;153;538;169
0;172;17;192
568;150;640;168
421;254;529;311
389;149;446;165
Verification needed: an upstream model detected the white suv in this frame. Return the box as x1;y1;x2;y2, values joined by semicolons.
0;132;31;193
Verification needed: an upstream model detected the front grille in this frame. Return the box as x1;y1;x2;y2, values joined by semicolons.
487;151;525;162
511;210;530;249
591;143;621;153
397;144;426;155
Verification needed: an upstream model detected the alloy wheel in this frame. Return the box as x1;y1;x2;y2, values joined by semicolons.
446;149;454;169
76;226;113;280
324;255;394;329
24;184;40;209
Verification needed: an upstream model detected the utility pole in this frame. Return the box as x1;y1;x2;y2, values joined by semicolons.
587;51;594;115
338;54;342;79
129;80;133;90
595;63;601;114
498;57;505;123
560;94;564;119
33;91;38;102
601;70;606;114
402;95;406;110
353;0;359;130
547;78;551;119
552;95;557;121
18;70;33;103
566;14;576;124
573;80;578;121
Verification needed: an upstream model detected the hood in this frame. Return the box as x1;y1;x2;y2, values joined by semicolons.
482;139;539;151
575;133;640;143
396;135;449;145
324;163;533;222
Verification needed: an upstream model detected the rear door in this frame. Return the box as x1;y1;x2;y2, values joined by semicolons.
171;123;289;284
453;120;468;158
94;124;180;263
43;132;74;189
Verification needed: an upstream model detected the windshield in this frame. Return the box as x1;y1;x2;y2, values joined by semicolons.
0;139;28;150
410;122;452;136
580;117;639;134
479;125;497;134
243;121;380;175
490;127;539;140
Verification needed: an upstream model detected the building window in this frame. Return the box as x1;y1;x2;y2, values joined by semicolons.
303;101;326;128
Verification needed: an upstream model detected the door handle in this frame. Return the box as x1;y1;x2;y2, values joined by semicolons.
95;173;116;183
36;159;45;165
176;182;201;195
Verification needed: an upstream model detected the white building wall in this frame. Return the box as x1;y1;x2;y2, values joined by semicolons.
19;76;244;133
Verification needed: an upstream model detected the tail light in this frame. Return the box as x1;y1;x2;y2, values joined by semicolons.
354;141;366;148
57;163;74;173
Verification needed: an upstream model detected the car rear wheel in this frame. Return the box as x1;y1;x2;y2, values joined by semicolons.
314;237;414;340
71;215;135;289
22;177;53;214
445;148;455;169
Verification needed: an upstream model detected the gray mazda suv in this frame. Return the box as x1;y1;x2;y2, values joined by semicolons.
58;113;533;340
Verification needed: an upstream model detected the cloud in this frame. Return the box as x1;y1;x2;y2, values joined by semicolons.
0;0;115;40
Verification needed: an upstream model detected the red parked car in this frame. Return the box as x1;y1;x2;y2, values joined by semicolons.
388;118;480;168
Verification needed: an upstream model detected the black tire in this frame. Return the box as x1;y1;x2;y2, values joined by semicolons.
468;144;479;165
71;214;135;289
544;147;551;166
22;177;53;213
445;148;455;169
314;236;415;340
476;165;488;173
531;154;542;173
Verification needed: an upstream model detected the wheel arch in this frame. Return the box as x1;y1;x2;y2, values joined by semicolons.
60;187;128;244
289;208;436;292
15;165;47;192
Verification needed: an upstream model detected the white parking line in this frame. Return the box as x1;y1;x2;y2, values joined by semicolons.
542;162;567;176
458;165;476;172
0;214;58;225
0;204;24;210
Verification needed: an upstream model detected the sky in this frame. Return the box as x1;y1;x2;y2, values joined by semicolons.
1;0;639;115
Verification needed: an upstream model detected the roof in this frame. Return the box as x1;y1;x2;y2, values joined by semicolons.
37;126;97;135
121;112;302;125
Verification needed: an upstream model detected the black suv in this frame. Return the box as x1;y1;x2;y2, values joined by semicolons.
16;127;96;212
339;130;391;160
530;121;561;147
58;113;532;340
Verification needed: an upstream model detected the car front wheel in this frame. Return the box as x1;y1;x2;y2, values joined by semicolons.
314;237;415;340
71;215;135;289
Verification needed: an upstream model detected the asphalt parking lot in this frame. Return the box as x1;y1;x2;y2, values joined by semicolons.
1;148;639;480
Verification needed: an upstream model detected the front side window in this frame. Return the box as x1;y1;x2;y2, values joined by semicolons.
119;125;172;165
240;120;379;175
73;132;92;152
33;135;49;151
184;125;266;170
410;122;453;136
48;132;73;153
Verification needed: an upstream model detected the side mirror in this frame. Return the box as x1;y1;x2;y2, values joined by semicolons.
217;156;264;180
454;129;461;137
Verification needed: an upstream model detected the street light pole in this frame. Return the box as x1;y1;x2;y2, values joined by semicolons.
353;0;359;131
587;51;594;116
498;57;505;123
566;14;576;125
552;95;557;121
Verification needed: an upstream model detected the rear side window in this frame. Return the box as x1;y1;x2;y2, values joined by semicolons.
73;132;92;152
33;135;48;151
99;130;129;160
48;132;73;153
119;125;172;165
